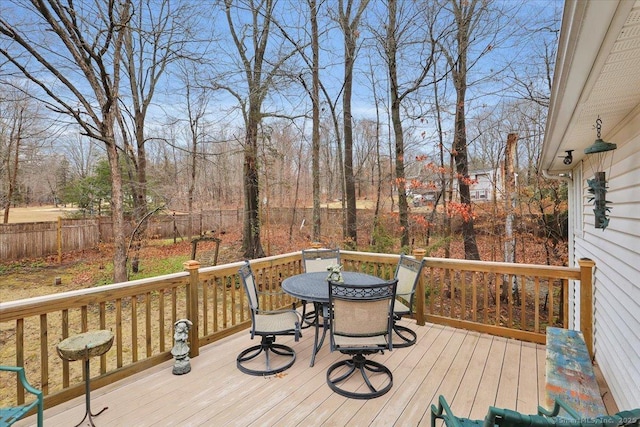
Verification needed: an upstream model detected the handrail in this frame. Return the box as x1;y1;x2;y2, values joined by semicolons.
0;272;190;322
0;248;591;412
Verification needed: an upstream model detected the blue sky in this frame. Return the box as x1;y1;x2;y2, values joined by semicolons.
1;0;563;157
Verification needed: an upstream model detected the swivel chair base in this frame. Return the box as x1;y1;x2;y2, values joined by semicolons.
393;323;417;348
326;354;393;399
237;336;296;376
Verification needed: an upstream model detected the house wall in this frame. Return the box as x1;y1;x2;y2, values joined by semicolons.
470;171;494;201
451;168;503;202
568;166;582;331
571;113;640;409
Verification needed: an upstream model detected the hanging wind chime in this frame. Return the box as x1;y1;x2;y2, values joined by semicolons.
584;117;617;230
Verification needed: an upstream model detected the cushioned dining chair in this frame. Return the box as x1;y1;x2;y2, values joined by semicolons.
326;278;398;399
430;394;640;427
300;248;340;328
392;254;426;348
237;261;302;376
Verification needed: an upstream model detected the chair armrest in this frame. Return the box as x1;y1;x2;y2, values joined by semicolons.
257;308;302;320
431;395;463;427
0;366;42;398
538;398;580;419
255;309;302;341
257;289;288;296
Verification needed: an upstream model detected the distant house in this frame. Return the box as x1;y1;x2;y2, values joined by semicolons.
405;160;502;204
467;168;502;202
540;0;640;409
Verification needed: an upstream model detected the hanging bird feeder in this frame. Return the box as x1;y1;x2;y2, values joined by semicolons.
584;117;617;230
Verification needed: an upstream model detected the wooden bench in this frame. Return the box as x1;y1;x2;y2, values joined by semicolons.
545;327;606;417
0;366;43;427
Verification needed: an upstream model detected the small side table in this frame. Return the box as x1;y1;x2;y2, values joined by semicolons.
56;330;114;427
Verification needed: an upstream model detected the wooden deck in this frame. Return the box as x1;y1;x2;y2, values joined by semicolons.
17;321;546;426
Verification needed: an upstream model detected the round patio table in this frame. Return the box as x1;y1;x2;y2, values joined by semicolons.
282;271;384;366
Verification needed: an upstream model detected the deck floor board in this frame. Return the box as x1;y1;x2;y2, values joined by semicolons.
17;322;545;427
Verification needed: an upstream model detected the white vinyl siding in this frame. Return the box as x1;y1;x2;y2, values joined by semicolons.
569;165;582;330
572;120;640;409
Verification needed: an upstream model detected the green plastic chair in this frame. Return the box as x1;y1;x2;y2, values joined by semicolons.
430;395;640;427
0;366;43;427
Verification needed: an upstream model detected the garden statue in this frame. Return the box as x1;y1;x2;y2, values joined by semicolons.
171;319;193;375
326;264;344;283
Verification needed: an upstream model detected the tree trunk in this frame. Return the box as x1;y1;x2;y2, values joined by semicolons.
242;108;265;259
343;47;357;246
310;0;321;242
453;88;480;260
386;0;409;248
504;133;517;264
338;0;369;247
106;134;128;283
502;133;517;301
3;106;24;224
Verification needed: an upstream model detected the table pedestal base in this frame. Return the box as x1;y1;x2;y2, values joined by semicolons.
75;358;108;427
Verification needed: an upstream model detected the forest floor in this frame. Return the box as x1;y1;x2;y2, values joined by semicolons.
1;204;566;303
0;229;563;303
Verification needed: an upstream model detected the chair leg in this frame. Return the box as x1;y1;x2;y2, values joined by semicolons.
327;354;393;399
237;336;296;376
393;323;417;348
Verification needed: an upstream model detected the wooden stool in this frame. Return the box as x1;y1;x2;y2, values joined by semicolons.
56;330;114;427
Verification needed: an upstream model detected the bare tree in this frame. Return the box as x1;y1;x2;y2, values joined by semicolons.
1;0;132;281
337;0;370;247
118;0;199;273
1;88;32;222
62;135;100;180
362;56;384;246
373;0;442;248
438;0;492;260
279;0;342;242
1;83;58;219
219;0;300;258
182;68;210;239
309;0;322;242
429;59;454;256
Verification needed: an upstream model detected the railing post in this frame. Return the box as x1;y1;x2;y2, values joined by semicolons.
183;260;201;357
578;258;596;357
413;248;427;326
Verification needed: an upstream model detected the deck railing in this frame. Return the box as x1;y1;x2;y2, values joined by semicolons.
0;248;593;411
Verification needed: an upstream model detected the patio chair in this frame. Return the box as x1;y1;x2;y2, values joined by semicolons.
326;278;398;399
0;366;44;427
237;261;302;376
392;254;426;347
300;248;340;328
430;394;640;427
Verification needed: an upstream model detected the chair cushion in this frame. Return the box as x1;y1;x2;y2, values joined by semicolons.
254;311;299;334
394;300;410;314
333;334;388;347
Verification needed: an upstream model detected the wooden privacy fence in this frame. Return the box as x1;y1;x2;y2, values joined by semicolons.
0;248;593;413
0;208;370;261
0;219;100;261
0;211;243;261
